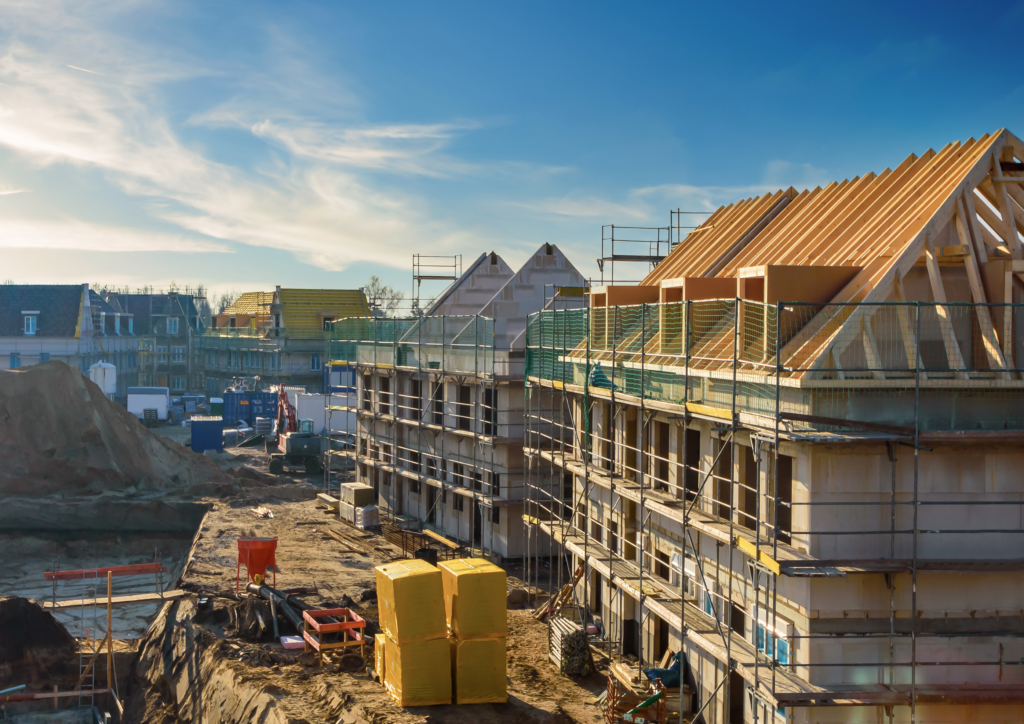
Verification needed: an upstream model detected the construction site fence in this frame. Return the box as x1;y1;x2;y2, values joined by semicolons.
525;300;1024;433
327;315;496;377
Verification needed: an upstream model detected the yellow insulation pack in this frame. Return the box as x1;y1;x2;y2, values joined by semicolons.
438;558;507;639
450;636;507;704
384;635;453;706
375;559;447;644
374;633;386;681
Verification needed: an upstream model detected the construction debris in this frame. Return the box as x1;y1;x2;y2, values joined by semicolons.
533;566;582;623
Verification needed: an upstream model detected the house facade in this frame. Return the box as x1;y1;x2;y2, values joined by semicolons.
0;284;139;402
104;291;204;394
331;245;588;561
200;287;369;395
524;130;1024;722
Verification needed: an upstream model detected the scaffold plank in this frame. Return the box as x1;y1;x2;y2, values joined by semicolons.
43;590;184;610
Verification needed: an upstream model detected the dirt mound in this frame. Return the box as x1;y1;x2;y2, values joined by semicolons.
0;596;77;689
0;361;230;496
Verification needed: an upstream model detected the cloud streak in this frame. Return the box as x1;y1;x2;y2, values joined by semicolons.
0;0;493;268
0;219;229;252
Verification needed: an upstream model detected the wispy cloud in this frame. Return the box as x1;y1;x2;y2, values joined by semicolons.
761;159;831;190
67;64;100;75
0;188;29;195
512;195;650;220
0;0;494;269
632;183;776;211
250;119;483;177
0;219;229;252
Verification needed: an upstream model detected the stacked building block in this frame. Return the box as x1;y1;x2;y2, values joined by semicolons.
374;559;452;706
439;558;508;704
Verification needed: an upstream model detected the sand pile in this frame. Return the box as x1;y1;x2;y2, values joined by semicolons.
0;596;77;689
0;361;231;497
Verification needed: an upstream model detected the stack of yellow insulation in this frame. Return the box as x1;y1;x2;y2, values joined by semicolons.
375;559;452;706
374;633;386;681
439;558;508;704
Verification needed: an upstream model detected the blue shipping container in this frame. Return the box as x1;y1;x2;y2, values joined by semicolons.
191;416;224;453
221;391;278;427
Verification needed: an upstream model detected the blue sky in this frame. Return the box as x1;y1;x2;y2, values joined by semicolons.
2;1;1024;302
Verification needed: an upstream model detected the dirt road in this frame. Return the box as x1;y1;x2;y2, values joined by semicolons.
156;490;605;724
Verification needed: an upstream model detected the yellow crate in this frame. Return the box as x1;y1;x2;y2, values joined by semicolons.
375;559;447;644
384;635;452;707
438;558;507;639
451;636;507;705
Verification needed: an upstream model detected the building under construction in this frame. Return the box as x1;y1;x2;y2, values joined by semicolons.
199;287;370;395
327;245;587;560
524;129;1024;722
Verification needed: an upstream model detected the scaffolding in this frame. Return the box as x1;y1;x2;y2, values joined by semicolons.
524;298;1024;723
325;315;518;558
596;211;712;287
197;326;284;393
411;254;463;314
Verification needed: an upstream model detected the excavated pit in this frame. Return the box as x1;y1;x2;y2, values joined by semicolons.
0;501;208;639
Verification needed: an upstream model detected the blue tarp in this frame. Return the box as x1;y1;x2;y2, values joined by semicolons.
642;652;681;688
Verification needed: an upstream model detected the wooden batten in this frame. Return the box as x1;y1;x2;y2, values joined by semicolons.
734;265;862;305
589;285;660;308
656;276;737;302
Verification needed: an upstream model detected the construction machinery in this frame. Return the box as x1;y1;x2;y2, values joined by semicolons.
267;387;323;474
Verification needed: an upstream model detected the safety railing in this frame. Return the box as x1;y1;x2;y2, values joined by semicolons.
526;300;1024;432
328;315;495;377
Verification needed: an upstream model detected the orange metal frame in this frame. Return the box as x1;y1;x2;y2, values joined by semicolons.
302;608;366;665
44;563;167;581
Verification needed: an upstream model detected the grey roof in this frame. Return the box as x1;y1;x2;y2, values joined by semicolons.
0;285;84;338
424;252;515;317
104;293;202;335
478;243;588;349
88;290;135;336
128;387;170;395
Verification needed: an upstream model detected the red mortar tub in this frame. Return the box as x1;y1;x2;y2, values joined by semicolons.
236;537;278;592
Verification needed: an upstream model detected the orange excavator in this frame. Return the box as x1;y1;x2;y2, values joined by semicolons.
267;387;322;475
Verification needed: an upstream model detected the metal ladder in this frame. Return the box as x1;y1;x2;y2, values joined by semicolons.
76;571;99;709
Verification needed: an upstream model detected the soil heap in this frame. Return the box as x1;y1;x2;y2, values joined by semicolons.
0;596;77;689
0;361;230;496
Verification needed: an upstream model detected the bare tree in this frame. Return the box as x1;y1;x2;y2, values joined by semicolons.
215;289;241;314
365;275;405;317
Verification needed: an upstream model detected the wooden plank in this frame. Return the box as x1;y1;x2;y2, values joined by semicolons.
43;590;184;610
955;204;1010;377
860;315;885;380
893;277;924;378
317;494;339;511
421;528;461;550
924;231;968;377
609;661;642;691
321;529;359;553
993;150;1024;259
685;402;732;421
963;188;993;262
734;536;780;575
